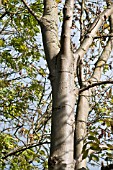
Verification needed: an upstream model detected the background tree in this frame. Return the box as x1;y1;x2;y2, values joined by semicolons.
0;0;113;170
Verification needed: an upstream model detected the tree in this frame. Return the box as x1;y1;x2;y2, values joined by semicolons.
0;0;113;170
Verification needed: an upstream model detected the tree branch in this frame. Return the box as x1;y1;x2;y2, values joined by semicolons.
89;9;113;82
79;80;113;93
90;39;112;82
2;141;50;159
0;11;8;20
40;0;60;73
94;34;113;39
74;4;113;61
79;0;85;42
60;0;74;55
21;0;40;23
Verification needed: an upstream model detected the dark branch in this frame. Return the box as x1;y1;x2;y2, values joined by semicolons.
0;11;8;20
79;80;113;93
94;34;113;39
2;141;50;159
21;0;40;24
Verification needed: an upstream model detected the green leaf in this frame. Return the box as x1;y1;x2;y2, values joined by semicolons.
0;39;4;47
88;136;100;143
89;154;99;162
90;143;100;151
82;149;89;160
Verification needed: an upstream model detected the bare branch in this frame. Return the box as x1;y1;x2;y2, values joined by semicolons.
0;11;8;20
77;56;85;87
79;80;113;93
74;4;113;60
90;12;113;82
94;34;113;39
90;39;112;82
2;141;50;159
21;0;40;23
40;0;60;72
60;0;74;55
79;0;85;42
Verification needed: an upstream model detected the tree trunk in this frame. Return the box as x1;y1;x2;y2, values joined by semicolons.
48;53;76;170
40;0;75;169
75;90;90;170
40;0;113;169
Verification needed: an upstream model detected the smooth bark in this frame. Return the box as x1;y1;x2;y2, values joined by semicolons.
41;0;76;169
40;1;113;170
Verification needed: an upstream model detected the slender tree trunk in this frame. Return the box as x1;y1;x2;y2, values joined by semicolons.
75;90;89;170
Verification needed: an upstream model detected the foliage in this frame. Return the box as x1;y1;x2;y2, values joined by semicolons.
0;0;50;169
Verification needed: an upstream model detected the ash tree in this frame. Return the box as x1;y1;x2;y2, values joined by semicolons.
1;0;113;170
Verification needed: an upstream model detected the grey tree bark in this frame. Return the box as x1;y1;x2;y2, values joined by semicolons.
39;0;113;170
41;0;76;169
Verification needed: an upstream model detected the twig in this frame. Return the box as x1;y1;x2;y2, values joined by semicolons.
2;141;50;159
21;0;41;24
0;11;8;20
94;34;113;39
79;80;113;93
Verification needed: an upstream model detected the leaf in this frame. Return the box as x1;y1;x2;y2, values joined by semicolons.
2;0;9;5
90;143;100;151
0;39;4;46
83;143;87;152
56;0;62;3
89;154;99;162
88;136;100;143
106;144;113;150
82;149;89;160
103;23;110;29
40;150;45;156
